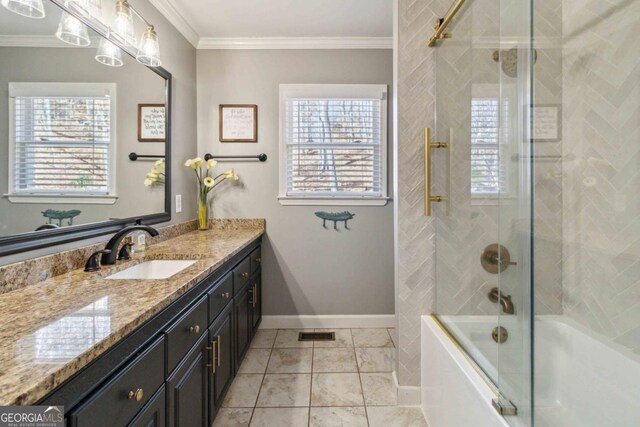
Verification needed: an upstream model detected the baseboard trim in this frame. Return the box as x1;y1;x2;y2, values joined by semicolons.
393;370;422;406
260;315;395;329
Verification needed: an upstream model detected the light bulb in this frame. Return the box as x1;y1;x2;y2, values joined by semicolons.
56;11;91;46
112;0;135;47
136;25;161;67
95;37;123;67
1;0;45;18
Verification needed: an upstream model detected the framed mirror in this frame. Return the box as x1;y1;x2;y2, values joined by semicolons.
0;0;172;256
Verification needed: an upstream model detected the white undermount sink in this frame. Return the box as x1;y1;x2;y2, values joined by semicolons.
106;260;198;280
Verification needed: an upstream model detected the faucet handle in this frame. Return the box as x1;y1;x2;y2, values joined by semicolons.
85;249;112;272
118;242;135;261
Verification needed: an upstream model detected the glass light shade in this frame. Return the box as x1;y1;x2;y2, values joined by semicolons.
1;0;45;18
136;26;161;67
95;37;123;67
56;12;91;46
65;0;102;19
112;0;135;47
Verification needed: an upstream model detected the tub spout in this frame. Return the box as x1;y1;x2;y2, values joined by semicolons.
488;288;515;314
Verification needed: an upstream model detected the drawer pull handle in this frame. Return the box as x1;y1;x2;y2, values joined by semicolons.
128;388;144;402
206;342;216;374
189;325;200;334
241;272;249;278
221;292;230;299
216;336;222;367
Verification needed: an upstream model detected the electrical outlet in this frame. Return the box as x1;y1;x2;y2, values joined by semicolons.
176;194;182;213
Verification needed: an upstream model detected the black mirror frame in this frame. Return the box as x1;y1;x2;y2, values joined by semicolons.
0;0;172;257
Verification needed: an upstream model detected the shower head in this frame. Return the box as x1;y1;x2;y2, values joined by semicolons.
492;47;538;77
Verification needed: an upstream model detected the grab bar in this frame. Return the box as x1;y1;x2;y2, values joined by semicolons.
427;0;468;47
425;128;449;216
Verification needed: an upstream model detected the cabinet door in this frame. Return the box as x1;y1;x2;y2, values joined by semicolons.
167;334;208;427
234;284;251;367
251;275;261;332
128;385;166;427
208;304;234;420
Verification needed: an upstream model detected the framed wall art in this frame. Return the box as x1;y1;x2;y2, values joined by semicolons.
138;104;166;142
219;104;258;142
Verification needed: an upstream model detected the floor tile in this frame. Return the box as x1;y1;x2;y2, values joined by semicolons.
355;347;393;372
238;348;272;374
388;328;397;347
367;406;428;427
212;408;253;427
251;329;277;348
256;374;311;407
361;372;397;406
311;373;364;406
250;408;309;427
267;348;313;373
313;328;354;348
274;329;314;348
312;348;358;373
309;407;368;427
222;374;263;408
352;329;393;348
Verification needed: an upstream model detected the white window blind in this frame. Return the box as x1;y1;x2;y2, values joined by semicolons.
280;85;387;205
470;97;509;195
9;83;114;197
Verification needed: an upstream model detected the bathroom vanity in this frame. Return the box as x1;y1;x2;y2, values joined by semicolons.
0;221;264;427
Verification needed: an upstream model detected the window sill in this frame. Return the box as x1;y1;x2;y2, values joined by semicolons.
6;194;118;205
278;196;389;206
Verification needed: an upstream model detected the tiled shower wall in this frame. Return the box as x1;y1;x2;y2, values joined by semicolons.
561;0;640;355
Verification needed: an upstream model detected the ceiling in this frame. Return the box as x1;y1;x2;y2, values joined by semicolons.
150;0;393;48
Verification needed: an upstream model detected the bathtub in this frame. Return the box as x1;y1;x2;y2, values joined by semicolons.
421;315;640;427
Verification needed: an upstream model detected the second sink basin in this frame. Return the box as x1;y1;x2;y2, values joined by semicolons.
106;260;198;280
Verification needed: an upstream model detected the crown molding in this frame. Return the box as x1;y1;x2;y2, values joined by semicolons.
197;36;393;50
148;0;200;48
0;35;99;48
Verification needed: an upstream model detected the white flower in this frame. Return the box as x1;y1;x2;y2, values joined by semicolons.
154;159;165;168
223;170;234;179
144;178;153;187
147;171;159;179
204;176;215;188
184;158;197;169
193;157;203;168
206;159;217;169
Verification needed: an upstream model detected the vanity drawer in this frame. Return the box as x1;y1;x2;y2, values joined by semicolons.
233;257;251;292
69;336;165;427
165;295;208;375
208;272;233;324
250;247;262;274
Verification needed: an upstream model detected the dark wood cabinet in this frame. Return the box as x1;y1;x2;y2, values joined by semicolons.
234;283;251;367
128;385;166;427
250;274;262;332
208;303;233;421
166;334;209;427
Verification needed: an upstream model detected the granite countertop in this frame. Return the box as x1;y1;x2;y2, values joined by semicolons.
0;221;264;406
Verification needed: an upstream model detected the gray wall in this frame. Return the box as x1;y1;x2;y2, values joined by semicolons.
197;49;394;316
0;0;198;265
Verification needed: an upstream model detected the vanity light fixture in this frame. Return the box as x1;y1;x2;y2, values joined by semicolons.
1;0;45;19
56;11;91;46
95;32;123;67
112;0;136;47
136;24;160;66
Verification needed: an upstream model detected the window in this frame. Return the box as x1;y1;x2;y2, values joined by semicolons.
470;86;510;196
8;83;117;204
279;84;388;206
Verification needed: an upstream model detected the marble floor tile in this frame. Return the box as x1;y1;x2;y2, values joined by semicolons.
238;348;272;374
361;373;397;406
311;373;364;406
274;329;314;348
251;329;277;348
352;329;393;348
367;406;428;427
309;407;368;427
256;374;311;407
312;348;358;373
212;408;253;427
222;374;263;408
313;328;354;348
388;328;397;347
249;408;309;427
266;348;313;373
355;347;393;372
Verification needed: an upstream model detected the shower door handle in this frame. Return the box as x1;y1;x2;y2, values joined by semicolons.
425;128;449;216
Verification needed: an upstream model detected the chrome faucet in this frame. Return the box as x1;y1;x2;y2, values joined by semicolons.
100;222;159;266
488;287;515;314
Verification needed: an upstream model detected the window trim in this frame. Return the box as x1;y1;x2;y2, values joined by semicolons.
6;82;118;204
278;84;389;206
